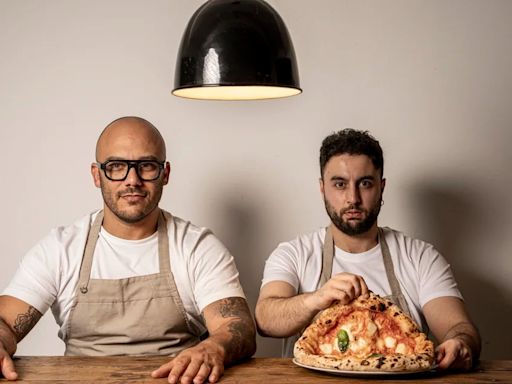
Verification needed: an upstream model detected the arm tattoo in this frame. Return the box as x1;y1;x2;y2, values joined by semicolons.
212;297;256;364
13;306;41;341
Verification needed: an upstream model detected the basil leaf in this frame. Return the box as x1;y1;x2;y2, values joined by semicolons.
337;329;349;352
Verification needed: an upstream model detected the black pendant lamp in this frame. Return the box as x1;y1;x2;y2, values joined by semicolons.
173;0;301;100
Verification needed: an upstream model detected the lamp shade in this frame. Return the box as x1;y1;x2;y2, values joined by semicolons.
172;0;301;100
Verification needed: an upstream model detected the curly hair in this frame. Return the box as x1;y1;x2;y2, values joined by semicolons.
319;129;383;178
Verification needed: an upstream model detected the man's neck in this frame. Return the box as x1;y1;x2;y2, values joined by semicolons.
101;208;160;240
330;223;379;253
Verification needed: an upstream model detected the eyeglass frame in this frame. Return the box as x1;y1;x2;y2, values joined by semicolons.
96;159;166;181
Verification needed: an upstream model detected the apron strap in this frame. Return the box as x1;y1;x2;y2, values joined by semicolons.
158;211;170;273
159;210;198;335
318;226;334;288
379;228;412;317
76;211;104;295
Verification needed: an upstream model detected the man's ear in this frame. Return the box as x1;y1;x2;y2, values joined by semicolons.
319;177;325;196
91;163;101;188
381;177;386;192
163;162;171;185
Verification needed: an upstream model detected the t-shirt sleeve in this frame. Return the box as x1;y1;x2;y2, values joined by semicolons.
190;231;246;313
261;242;301;291
2;234;59;315
416;243;463;307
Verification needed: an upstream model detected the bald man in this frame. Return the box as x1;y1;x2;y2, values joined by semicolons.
0;117;256;384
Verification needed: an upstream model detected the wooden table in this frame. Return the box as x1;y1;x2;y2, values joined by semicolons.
2;356;511;383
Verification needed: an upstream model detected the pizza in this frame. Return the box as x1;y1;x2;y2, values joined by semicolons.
294;292;434;372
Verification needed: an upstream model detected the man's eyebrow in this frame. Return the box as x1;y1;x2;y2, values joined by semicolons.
358;175;375;182
102;155;162;161
329;175;376;182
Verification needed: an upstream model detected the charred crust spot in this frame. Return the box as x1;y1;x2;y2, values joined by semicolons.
370;305;376;311
326;319;332;324
391;363;396;368
361;360;370;366
378;303;386;312
393;312;399;316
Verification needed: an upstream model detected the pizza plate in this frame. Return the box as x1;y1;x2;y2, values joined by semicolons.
293;358;437;377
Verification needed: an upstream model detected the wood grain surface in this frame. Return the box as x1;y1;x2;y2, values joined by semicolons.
1;356;510;383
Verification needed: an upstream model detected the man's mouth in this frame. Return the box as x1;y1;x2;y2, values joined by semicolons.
119;191;147;202
343;209;364;219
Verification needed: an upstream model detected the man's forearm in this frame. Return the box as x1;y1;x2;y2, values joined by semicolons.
208;297;256;365
443;321;481;361
0;319;17;355
255;293;318;338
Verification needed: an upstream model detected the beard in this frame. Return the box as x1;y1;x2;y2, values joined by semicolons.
100;179;163;224
324;196;382;236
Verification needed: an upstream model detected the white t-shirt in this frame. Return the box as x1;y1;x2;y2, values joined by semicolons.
261;226;463;356
3;211;246;341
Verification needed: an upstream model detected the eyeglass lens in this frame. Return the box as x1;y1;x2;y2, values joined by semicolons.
104;161;162;181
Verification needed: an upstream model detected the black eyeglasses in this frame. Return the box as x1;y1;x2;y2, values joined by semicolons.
97;160;165;181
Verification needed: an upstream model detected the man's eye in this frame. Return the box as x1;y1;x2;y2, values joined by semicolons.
334;182;346;189
360;180;373;188
107;162;125;170
140;162;157;170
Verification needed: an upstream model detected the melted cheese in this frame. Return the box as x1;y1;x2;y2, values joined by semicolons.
366;320;377;337
395;343;407;354
384;336;396;349
319;342;333;355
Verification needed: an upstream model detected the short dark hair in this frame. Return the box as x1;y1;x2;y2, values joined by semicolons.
319;129;384;178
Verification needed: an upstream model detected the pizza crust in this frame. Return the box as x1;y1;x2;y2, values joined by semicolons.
294;292;434;371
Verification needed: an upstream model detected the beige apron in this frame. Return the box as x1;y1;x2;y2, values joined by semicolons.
65;210;200;356
319;226;412;316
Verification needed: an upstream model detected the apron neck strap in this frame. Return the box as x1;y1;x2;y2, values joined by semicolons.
320;226;411;316
77;209;171;293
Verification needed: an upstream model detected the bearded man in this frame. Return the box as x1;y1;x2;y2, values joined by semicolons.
255;129;480;370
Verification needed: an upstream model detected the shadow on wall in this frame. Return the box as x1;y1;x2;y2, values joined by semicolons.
409;182;512;359
209;189;283;357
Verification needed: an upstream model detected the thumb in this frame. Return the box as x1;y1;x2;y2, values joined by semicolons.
1;355;18;381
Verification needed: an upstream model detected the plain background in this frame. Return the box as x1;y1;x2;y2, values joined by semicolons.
1;0;511;359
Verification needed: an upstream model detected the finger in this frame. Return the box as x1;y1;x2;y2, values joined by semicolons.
179;357;203;384
192;362;211;384
166;356;191;384
451;346;472;370
208;362;224;383
151;361;173;378
1;355;18;381
357;276;369;296
436;346;457;370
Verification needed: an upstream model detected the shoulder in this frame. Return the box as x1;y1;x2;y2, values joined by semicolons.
165;212;215;245
164;212;229;260
273;227;326;257
30;211;96;255
380;227;439;259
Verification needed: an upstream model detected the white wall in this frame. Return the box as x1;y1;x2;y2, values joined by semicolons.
0;0;510;359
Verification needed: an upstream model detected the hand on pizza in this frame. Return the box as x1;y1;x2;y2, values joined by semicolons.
294;292;434;372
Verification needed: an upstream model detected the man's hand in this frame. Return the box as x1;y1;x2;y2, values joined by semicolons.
305;272;369;312
0;348;17;381
423;297;481;371
151;339;224;384
152;297;255;384
435;338;473;370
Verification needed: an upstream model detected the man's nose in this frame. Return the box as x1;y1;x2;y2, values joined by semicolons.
124;165;142;185
346;184;361;205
